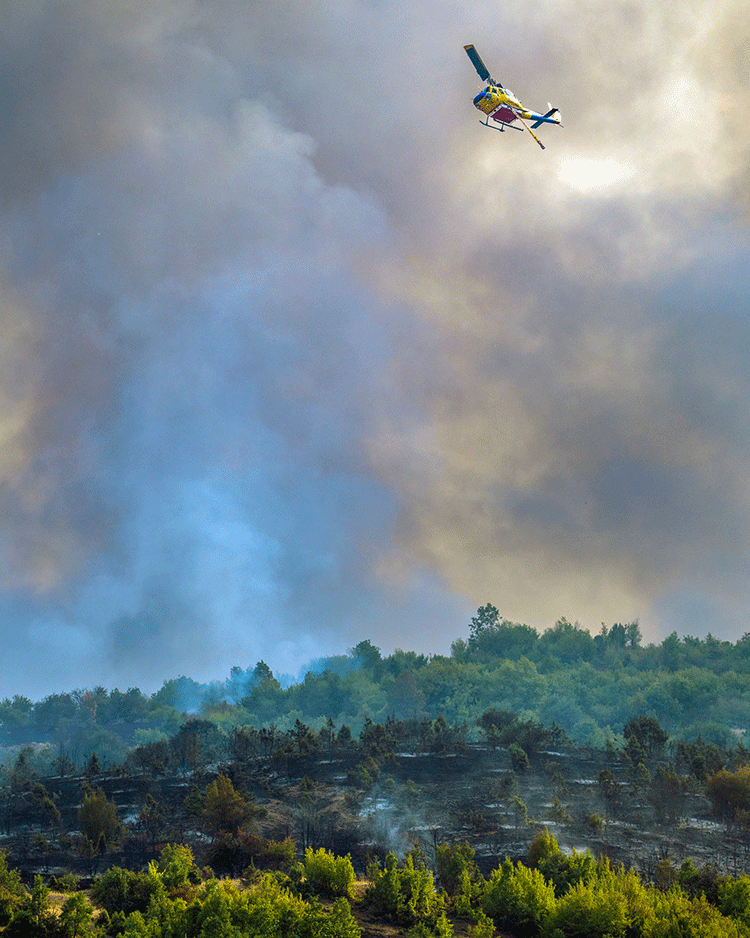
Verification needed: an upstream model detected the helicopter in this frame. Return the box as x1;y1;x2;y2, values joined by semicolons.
464;44;561;149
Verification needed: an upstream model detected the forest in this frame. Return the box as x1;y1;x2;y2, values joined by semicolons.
2;606;750;769
3;608;750;935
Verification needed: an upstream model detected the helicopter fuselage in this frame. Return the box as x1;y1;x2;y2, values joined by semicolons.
473;85;559;127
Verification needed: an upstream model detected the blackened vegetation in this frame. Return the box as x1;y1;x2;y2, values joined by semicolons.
0;708;748;896
5;612;750;918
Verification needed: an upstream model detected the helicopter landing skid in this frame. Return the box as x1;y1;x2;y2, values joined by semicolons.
480;117;523;132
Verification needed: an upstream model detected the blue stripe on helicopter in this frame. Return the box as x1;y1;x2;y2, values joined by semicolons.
531;109;559;128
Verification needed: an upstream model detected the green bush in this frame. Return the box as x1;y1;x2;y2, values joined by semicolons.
59;892;96;938
482;859;555;937
0;852;25;926
707;766;750;820
528;829;561;870
435;842;483;898
511;743;531;772
542;877;629;938
366;852;444;925
677;859;724;903
407;913;454;937
719;875;750;928
528;831;598;897
644;890;749;938
467;912;496;938
306;897;362;938
150;843;201;889
261;837;297;872
114;873;362;938
47;872;80;893
303;847;356;898
90;866;160;916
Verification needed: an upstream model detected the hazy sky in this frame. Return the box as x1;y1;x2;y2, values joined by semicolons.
3;0;750;698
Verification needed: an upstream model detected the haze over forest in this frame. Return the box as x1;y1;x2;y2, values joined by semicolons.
4;0;750;700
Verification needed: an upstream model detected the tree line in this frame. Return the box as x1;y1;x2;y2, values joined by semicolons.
3;607;750;772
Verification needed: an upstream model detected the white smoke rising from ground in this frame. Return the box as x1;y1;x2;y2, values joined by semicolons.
2;0;750;697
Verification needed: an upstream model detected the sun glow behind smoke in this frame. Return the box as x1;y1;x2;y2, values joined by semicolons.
557;157;634;192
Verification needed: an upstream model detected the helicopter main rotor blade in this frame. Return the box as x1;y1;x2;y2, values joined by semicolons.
464;44;498;86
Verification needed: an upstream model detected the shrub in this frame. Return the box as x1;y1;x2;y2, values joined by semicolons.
482;859;555;937
191;873;359;938
644;890;748;938
151;843;201;889
527;832;598;898
511;743;531;772
59;892;96;938
90;866;160;916
0;852;25;925
467;911;496;938
677;859;724;904
306;896;362;938
408;913;454;937
53;872;80;893
706;766;750;820
366;852;444;925
262;837;297;872
529;829;560;868
303;847;355;898
719;874;750;928
436;842;482;898
542;877;629;938
78;788;122;850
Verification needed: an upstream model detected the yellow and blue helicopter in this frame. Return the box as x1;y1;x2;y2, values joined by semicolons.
465;44;561;149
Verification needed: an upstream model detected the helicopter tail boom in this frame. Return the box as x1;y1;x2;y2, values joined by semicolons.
531;106;562;129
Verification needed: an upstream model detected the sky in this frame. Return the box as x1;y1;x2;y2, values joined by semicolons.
3;0;750;699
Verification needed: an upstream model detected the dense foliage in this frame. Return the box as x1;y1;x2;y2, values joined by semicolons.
4;612;750;777
3;608;750;936
2;834;750;937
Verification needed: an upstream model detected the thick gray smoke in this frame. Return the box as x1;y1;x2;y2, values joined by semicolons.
3;0;750;697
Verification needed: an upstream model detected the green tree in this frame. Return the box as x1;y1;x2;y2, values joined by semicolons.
78;787;122;852
202;774;253;840
538;618;595;664
90;866;160;916
510;743;531;773
138;793;165;846
626;621;642;648
388;670;427;721
469;604;501;642
351;640;383;673
51;745;76;777
647;765;685;825
0;852;27;925
527;831;597;897
436;842;482;898
706;765;750;821
598;768;618;819
718;874;750;928
152;843;201;889
241;664;285;723
59;892;96;937
624;716;668;760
